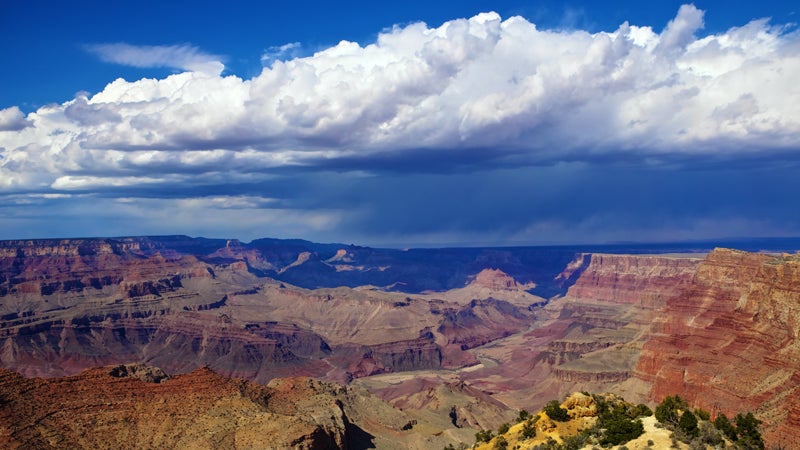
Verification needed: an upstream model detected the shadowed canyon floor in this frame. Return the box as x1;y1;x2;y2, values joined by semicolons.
1;236;799;447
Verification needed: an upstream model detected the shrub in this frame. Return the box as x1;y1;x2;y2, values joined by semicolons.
678;410;699;439
543;399;570;422
655;395;687;426
601;414;644;445
672;427;691;444
592;394;610;417
735;412;765;450
631;403;653;418
520;418;536;439
688;440;706;450
561;433;589;450
443;444;468;450
497;422;510;435
493;436;508;450
532;437;559;450
694;407;711;421
475;429;494;443
516;409;531;423
714;413;737;441
698;421;723;446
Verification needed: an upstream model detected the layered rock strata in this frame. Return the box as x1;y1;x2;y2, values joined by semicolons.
457;253;701;411
636;248;800;444
0;237;538;384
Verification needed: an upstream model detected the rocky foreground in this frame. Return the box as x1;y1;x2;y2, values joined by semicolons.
0;363;461;449
1;236;799;447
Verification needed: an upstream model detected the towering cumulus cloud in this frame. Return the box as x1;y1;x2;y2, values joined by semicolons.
0;4;798;242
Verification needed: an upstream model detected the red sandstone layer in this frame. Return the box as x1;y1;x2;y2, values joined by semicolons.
636;248;800;444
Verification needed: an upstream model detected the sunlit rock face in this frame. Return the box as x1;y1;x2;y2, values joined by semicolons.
563;253;703;309
636;248;800;444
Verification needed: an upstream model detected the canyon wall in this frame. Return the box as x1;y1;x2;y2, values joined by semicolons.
562;253;703;308
538;253;701;386
456;252;702;411
636;248;800;444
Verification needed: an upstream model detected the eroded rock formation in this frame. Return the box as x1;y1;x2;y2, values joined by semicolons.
0;237;539;384
446;252;702;420
636;248;800;444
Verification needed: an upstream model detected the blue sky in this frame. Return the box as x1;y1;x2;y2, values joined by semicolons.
1;1;799;246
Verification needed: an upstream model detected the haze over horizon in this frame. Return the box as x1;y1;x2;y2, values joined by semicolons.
1;1;798;247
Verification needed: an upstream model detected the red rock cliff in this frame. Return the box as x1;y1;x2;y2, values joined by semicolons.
563;253;702;309
636;248;800;445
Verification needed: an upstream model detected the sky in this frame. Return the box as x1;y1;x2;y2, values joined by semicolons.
1;1;799;247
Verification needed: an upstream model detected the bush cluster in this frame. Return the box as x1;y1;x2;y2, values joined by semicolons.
474;429;494;443
653;396;765;450
520;416;537;439
594;398;645;446
493;436;508;450
497;422;510;435
507;392;765;450
543;399;570;422
442;443;468;450
654;395;687;426
524;394;647;448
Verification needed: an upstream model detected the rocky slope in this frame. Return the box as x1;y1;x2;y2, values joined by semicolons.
0;364;351;449
543;254;703;388
433;268;544;307
0;364;488;449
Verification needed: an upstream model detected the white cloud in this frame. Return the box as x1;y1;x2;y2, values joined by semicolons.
0;106;31;131
261;42;302;65
50;175;166;190
85;43;225;75
1;5;799;198
657;3;705;54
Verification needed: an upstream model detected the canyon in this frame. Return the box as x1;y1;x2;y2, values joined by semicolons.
0;236;798;447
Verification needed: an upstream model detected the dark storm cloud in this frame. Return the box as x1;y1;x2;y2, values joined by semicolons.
312;165;800;244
